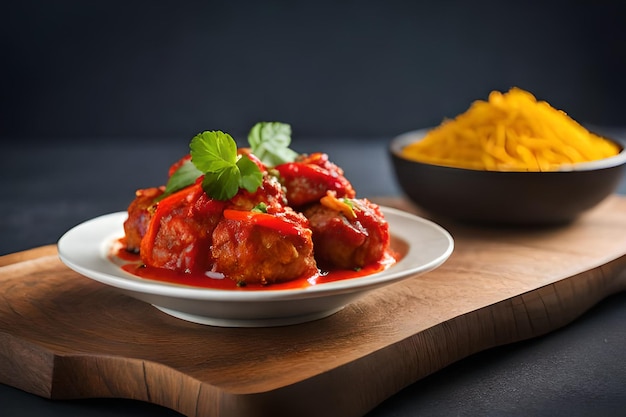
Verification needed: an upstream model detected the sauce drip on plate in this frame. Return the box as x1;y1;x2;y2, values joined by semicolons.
112;238;398;291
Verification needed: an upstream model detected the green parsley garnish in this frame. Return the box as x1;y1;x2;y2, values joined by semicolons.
248;121;299;167
159;130;263;201
191;131;263;201
159;122;299;201
251;202;268;213
158;159;203;201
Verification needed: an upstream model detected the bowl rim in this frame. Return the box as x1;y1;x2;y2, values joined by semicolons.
390;128;626;173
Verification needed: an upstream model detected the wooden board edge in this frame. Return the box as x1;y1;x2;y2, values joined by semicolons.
0;331;56;398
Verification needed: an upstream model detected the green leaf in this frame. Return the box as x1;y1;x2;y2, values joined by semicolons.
248;122;299;166
157;159;203;201
202;166;240;201
252;202;268;213
248;122;291;149
237;155;264;192
188;129;264;200
190;131;238;173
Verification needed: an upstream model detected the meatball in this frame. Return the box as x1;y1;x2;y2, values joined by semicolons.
124;153;193;253
211;208;317;285
228;173;287;213
303;197;389;270
123;187;164;253
140;183;226;273
275;152;356;207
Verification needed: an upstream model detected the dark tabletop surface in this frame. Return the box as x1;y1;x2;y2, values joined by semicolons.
1;133;626;417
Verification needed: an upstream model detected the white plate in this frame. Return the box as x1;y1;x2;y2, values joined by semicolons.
58;207;454;327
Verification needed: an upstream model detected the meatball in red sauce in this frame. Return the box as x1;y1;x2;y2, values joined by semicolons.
211;208;317;285
123;187;164;253
303;193;390;270
275;152;356;207
140;182;226;274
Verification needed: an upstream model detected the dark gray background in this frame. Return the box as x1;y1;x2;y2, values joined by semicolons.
2;0;625;142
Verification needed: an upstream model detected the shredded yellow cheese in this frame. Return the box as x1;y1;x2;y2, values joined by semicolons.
401;88;621;171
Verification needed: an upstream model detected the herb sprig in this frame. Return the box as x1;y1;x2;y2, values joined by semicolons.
248;122;299;167
159;122;298;201
191;130;263;201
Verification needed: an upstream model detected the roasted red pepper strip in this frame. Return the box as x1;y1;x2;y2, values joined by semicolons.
223;209;301;236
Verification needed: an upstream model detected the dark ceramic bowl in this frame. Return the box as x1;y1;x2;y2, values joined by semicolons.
390;129;626;226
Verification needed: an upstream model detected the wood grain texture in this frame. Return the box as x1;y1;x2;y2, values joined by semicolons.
1;196;626;417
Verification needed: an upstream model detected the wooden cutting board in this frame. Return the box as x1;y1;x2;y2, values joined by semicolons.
1;196;626;417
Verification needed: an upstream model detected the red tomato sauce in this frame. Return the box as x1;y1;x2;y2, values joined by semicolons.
111;238;399;291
